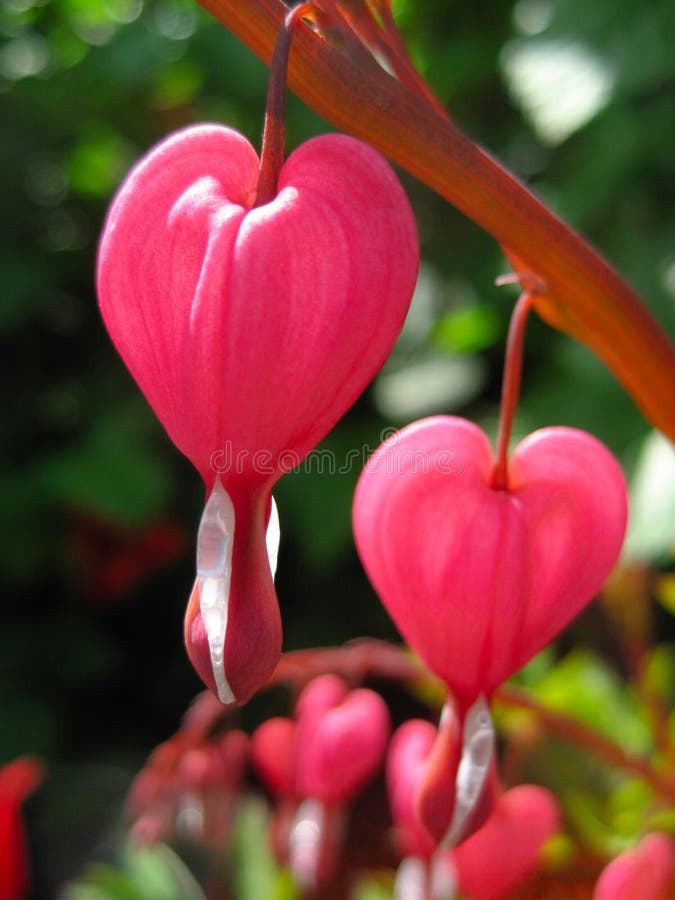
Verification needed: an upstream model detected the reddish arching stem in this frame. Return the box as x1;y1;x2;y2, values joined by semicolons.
180;640;675;802
491;289;536;491
196;0;675;441
255;2;314;206
496;684;675;806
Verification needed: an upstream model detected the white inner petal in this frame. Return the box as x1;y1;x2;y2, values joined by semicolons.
394;857;429;900
442;694;495;848
430;853;458;900
288;798;324;891
266;494;280;578
197;478;235;705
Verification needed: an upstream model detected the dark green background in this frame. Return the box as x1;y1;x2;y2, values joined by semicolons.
1;0;673;894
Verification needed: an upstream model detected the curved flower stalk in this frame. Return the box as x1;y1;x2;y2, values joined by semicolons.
97;122;419;704
197;0;675;442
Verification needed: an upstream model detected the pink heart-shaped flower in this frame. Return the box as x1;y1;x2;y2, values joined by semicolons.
98;124;418;703
353;416;627;707
297;689;390;806
251;675;390;806
97;124;418;488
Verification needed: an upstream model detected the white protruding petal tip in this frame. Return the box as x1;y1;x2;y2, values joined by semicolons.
442;694;495;849
289;798;324;891
197;477;236;704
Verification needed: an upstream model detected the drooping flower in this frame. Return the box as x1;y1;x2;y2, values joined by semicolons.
451;785;559;900
251;674;391;889
353;416;627;713
593;833;675;900
128;728;248;847
387;718;559;900
387;701;497;856
97;125;419;703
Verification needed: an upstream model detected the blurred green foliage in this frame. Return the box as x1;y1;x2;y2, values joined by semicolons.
1;0;673;895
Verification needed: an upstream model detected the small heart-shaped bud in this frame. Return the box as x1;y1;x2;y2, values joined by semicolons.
295;677;391;805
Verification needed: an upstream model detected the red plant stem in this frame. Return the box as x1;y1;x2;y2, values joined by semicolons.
256;3;314;206
496;684;675;805
195;0;675;442
491;291;535;491
183;640;675;802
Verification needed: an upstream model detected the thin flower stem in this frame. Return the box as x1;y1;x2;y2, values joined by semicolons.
491;290;535;491
256;3;314;206
182;640;675;804
196;0;675;441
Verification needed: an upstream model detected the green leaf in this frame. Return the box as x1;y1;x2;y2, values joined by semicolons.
230;798;299;900
431;304;502;354
59;843;205;900
531;650;651;755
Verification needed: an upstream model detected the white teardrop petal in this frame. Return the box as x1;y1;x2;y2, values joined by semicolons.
288;798;324;892
196;478;235;704
442;694;494;848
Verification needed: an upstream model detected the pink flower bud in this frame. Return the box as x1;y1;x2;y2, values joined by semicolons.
354;417;627;708
98;124;418;705
593;833;675;900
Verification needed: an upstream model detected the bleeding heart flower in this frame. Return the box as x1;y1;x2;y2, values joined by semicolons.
387;701;496;857
387;718;439;859
97;124;418;704
354;416;627;710
593;833;675;900
388;716;558;900
451;785;559;900
251;674;391;890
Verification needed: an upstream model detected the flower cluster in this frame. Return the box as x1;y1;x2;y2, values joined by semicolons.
90;8;668;898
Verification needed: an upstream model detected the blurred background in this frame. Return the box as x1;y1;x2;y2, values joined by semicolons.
1;0;674;895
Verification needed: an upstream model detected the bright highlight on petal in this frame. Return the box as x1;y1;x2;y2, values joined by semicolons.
444;695;494;848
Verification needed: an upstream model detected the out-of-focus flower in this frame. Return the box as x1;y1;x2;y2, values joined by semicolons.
251;674;391;890
0;757;44;900
387;718;559;900
593;832;675;900
128;727;248;848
